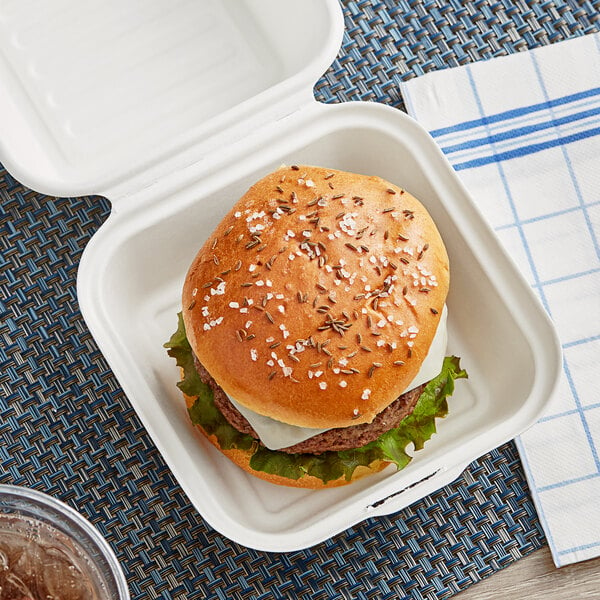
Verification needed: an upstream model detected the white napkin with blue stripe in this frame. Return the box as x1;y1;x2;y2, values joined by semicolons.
401;33;600;567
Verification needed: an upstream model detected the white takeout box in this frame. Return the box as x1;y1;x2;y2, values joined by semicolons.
0;0;561;552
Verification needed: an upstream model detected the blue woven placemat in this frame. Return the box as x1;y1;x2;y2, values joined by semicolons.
315;0;599;109
1;1;598;598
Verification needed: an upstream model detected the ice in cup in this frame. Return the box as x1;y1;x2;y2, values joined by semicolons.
0;514;106;600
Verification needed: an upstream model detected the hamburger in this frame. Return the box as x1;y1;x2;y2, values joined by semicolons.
165;165;466;488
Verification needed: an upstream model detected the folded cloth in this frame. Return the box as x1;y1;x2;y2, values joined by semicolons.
401;33;600;568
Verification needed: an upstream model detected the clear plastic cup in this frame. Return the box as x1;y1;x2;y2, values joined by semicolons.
0;485;129;600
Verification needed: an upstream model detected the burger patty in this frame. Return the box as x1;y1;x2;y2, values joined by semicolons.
193;356;425;455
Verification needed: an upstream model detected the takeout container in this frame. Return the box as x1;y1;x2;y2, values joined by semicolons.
0;485;129;599
0;0;561;551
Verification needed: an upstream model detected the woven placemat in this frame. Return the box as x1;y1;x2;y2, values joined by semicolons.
315;0;599;108
1;1;598;598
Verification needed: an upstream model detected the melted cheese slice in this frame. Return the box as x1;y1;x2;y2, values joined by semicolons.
228;305;448;450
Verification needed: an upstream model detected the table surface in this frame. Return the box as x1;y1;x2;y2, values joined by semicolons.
1;2;599;599
458;547;600;599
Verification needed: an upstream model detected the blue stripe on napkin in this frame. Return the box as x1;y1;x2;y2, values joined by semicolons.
433;78;600;170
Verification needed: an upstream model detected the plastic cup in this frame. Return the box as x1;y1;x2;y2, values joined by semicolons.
0;485;129;600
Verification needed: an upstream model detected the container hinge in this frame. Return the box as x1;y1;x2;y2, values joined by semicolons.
104;98;321;213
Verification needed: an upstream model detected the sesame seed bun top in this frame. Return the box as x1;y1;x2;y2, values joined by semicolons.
182;165;449;429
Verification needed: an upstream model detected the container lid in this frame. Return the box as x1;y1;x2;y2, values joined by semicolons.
0;0;343;197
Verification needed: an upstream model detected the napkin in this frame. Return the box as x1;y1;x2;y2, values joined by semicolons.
401;33;600;567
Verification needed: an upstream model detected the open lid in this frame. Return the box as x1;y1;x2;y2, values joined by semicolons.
0;0;343;198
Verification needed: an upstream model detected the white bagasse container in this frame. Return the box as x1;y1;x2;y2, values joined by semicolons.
0;0;561;552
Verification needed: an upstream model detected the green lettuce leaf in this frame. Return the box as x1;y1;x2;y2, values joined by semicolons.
165;313;467;484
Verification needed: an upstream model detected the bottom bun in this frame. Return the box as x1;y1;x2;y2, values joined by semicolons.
183;388;389;489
